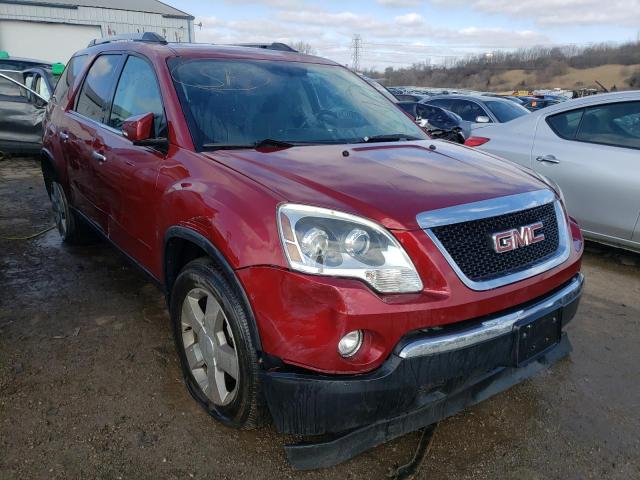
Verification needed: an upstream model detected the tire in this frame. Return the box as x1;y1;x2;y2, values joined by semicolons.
170;257;267;429
49;181;96;244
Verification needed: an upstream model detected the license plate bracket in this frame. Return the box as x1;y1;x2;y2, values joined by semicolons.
515;310;562;365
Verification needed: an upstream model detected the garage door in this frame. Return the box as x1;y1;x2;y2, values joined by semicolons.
0;20;101;63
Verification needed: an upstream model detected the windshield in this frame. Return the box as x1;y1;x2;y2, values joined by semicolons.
485;100;529;122
168;58;427;149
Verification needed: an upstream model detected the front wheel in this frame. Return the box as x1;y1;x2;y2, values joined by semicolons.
170;257;266;429
50;181;95;244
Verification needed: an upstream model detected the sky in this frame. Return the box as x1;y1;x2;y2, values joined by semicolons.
171;0;640;69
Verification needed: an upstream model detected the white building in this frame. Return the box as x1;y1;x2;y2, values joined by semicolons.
0;0;194;63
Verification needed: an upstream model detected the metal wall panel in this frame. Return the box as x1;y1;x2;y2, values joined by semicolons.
0;2;193;60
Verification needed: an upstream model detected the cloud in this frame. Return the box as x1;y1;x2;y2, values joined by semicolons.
394;13;424;26
193;5;552;68
429;0;640;26
377;0;422;6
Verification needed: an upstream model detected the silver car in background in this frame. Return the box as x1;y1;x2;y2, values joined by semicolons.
468;91;640;252
421;94;530;131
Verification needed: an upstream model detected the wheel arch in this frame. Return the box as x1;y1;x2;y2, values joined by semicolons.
163;226;263;352
40;148;58;197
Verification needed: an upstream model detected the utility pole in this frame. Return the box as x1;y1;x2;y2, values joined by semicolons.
351;34;362;72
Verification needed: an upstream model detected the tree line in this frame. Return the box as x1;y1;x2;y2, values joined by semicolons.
362;41;640;90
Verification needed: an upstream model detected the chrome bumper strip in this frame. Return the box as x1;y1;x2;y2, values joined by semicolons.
398;273;584;359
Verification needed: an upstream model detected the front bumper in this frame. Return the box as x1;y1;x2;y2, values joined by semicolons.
261;273;584;469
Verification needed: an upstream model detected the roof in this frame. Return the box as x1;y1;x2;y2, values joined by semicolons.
1;0;193;18
423;94;516;104
164;43;338;65
529;90;640;116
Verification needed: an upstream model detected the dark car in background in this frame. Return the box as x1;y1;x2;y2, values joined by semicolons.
0;70;48;156
0;51;51;71
22;65;63;102
0;62;64;156
397;102;467;142
422;94;530;132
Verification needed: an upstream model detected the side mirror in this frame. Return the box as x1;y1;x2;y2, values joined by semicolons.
122;112;155;142
475;115;491;124
122;112;168;150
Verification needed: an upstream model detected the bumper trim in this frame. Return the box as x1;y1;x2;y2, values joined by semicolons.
398;273;583;359
286;335;572;470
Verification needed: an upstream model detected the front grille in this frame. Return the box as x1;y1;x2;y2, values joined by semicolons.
431;202;559;282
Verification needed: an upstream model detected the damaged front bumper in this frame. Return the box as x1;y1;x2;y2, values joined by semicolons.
261;273;584;470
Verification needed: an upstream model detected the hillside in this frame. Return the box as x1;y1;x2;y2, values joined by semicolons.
368;41;640;92
492;64;640;92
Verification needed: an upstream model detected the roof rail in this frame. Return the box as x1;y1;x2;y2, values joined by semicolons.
88;32;167;48
229;43;297;52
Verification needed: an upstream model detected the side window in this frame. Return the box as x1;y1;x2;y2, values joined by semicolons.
576;102;640;149
0;76;27;103
449;100;487;122
108;55;166;136
53;54;88;101
75;55;121;123
24;73;35;90
35;75;51;102
428;99;452;110
547;109;584;139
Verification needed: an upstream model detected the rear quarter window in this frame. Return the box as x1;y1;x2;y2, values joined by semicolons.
485;100;528;122
576;101;640;150
53;54;88;102
546;109;584;139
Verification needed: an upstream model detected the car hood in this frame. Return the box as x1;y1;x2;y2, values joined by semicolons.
203;140;546;230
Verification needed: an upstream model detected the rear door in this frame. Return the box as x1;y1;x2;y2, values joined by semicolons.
65;53;123;231
96;54;168;267
532;101;640;241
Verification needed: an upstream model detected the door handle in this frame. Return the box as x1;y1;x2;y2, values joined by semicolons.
91;151;107;163
59;132;69;142
535;154;559;164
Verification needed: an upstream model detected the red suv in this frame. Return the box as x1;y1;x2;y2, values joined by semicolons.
42;33;584;469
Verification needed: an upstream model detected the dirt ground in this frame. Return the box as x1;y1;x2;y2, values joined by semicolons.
1;157;639;480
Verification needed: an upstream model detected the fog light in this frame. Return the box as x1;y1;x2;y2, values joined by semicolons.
338;330;363;358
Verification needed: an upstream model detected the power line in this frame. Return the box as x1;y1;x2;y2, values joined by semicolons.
351;34;362;72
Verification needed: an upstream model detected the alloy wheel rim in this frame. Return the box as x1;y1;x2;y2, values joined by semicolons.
51;182;68;238
181;288;240;406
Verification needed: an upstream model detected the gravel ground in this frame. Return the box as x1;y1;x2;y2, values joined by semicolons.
1;157;639;479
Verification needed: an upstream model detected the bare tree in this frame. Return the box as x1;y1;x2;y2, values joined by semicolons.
371;41;640;91
291;41;317;55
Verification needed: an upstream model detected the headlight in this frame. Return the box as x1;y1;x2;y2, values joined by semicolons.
278;204;423;293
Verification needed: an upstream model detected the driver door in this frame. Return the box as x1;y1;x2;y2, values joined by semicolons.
95;54;168;268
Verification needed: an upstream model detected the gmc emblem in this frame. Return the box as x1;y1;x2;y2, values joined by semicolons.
492;222;545;253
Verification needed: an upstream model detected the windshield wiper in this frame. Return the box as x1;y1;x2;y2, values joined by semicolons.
360;134;422;143
202;138;297;151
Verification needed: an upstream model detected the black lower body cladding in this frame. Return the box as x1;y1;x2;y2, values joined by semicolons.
260;274;584;469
